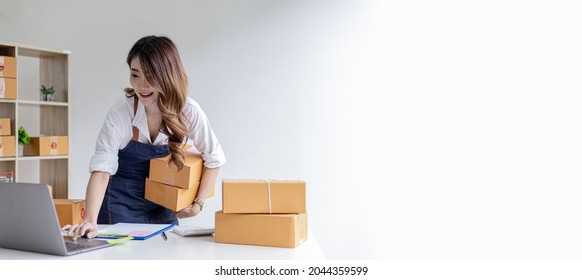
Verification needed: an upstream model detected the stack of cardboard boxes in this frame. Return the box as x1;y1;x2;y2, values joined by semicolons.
74;143;308;249
0;56;16;158
215;179;308;248
145;146;211;211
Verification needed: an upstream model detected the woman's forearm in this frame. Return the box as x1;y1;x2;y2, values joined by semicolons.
84;171;110;224
196;167;220;201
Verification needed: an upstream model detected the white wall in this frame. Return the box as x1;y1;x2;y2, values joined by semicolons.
2;0;582;260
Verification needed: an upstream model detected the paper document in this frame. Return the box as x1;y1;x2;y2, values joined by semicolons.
97;223;175;240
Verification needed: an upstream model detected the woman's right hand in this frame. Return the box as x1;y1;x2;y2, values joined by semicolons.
61;221;98;240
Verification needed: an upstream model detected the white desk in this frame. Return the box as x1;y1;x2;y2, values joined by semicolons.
0;230;325;260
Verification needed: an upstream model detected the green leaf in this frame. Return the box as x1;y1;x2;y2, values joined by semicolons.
18;126;30;145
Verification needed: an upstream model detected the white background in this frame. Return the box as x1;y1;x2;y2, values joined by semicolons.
2;0;582;262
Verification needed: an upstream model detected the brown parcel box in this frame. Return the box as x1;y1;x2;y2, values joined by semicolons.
53;199;85;228
149;148;204;189
0;118;11;136
222;179;306;214
0;56;17;78
0;77;17;99
215;211;308;248
24;136;68;156
0;136;15;157
145;178;214;211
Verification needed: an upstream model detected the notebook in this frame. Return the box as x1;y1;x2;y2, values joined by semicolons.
0;182;114;256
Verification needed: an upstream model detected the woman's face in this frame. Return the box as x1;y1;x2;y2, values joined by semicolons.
129;57;159;107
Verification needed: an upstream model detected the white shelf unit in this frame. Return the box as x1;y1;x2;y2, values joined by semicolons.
0;41;71;198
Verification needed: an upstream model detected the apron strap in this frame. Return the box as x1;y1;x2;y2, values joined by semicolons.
132;96;139;141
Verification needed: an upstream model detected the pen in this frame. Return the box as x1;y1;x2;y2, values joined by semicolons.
161;231;168;241
97;234;131;238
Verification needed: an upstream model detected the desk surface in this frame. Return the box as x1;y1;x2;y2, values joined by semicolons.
0;230;325;260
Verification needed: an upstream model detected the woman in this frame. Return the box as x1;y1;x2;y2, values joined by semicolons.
64;35;226;238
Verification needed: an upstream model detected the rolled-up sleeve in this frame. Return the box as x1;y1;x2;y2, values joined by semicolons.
88;105;126;175
185;99;226;168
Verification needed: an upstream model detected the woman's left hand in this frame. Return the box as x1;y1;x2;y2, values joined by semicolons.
175;203;201;219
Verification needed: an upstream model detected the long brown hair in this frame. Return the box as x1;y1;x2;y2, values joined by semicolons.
124;35;189;170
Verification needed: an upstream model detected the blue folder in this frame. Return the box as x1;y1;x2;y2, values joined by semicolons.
96;223;175;240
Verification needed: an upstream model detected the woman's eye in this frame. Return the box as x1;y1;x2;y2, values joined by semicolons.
131;74;139;78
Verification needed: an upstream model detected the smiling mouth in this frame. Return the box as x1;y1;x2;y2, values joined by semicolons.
139;91;154;97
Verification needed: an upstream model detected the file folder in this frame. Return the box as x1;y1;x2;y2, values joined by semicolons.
96;223;175;240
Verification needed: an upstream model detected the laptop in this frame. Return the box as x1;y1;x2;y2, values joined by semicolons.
0;182;114;256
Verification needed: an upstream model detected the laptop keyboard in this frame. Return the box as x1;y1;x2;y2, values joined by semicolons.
65;241;95;252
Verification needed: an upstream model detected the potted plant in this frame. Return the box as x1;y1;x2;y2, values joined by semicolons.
40;85;55;101
18;126;30;156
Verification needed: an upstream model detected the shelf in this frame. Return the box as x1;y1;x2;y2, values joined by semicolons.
0;156;69;161
18;100;68;107
17;155;69;161
0;41;71;57
18;47;71;57
0;41;71;198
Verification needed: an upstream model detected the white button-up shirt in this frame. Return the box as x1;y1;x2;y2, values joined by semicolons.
89;96;226;175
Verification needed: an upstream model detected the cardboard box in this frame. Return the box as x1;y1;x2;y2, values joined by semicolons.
0;77;16;99
0;136;15;157
149;146;204;189
222;179;306;214
215;211;308;248
0;56;17;78
24;136;68;156
0;118;11;136
145;178;214;211
53;199;85;228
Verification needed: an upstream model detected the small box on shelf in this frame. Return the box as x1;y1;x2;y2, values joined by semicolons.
0;136;15;157
24;136;68;156
0;56;17;78
0;77;17;99
0;118;11;136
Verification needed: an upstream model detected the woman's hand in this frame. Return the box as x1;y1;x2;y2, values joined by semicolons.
175;203;201;219
61;221;98;240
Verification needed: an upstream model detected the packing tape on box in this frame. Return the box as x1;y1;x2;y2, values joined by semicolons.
261;179;273;214
259;178;301;214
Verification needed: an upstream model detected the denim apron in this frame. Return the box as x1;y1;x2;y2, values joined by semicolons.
97;97;177;225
